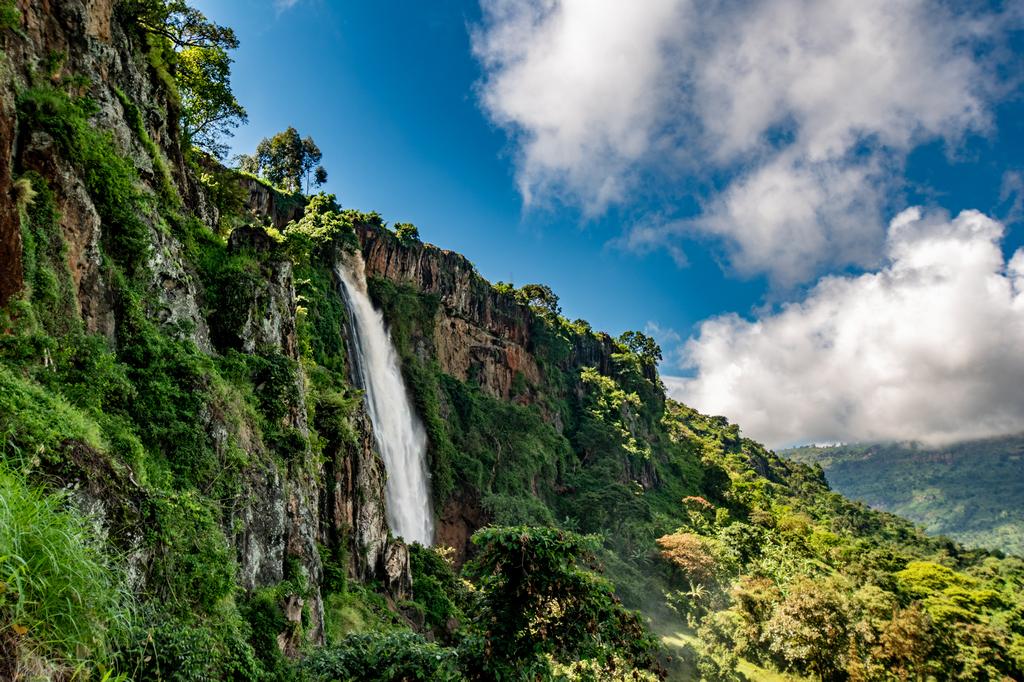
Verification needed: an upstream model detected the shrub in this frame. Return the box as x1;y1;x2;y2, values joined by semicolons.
0;0;20;31
302;630;462;682
16;172;80;337
0;364;105;465
284;193;358;261
114;88;178;207
116;606;265;682
145;491;235;615
656;533;720;584
763;576;851;679
409;544;465;635
696;610;743;682
464;526;661;678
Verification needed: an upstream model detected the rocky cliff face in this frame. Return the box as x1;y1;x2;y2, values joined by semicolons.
0;0;406;655
357;223;639;406
238;174;306;230
358;223;541;400
357;222;648;403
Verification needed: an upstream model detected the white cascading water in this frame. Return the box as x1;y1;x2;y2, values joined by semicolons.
335;254;434;546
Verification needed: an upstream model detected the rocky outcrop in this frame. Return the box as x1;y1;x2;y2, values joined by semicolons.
359;224;532;348
358;224;545;400
436;491;484;566
319;403;412;599
147;226;214;352
226;226;299;356
433;313;543;399
19;132;116;338
239;175;306;230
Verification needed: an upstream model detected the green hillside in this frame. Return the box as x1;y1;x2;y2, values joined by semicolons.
1;1;1023;680
785;438;1024;557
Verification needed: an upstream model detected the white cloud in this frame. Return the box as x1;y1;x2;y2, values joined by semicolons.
666;209;1024;448
275;0;300;11
472;0;689;214
695;154;888;284
692;0;988;162
474;0;1008;282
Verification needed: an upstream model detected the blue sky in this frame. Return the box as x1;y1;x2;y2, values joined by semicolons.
192;0;1024;447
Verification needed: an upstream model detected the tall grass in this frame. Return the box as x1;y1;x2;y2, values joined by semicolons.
0;463;133;674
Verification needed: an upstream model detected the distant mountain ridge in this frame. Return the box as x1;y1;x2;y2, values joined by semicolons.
784;436;1024;556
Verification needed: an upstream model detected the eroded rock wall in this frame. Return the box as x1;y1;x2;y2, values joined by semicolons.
356;223;636;401
357;223;543;400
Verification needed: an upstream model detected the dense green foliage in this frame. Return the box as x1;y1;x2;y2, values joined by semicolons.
786;439;1024;556
176;44;247;157
302;631;461;681
283;193;359;260
461;526;660;680
0;0;21;32
653;409;1024;681
394;222;421;245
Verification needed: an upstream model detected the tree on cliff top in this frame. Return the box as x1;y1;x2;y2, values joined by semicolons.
176;45;246;158
394;222;420;245
516;283;561;318
238;127;328;194
618;330;662;367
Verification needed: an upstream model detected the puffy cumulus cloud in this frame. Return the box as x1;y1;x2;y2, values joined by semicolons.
472;0;690;213
696;154;888;284
474;0;1009;282
666;209;1024;448
692;0;989;163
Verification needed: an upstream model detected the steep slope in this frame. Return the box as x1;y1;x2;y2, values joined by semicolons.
0;2;404;676
785;438;1024;556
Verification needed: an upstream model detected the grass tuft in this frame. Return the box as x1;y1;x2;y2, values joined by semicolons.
0;463;132;672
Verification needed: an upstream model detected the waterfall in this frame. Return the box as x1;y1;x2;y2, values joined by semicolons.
335;254;434;546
